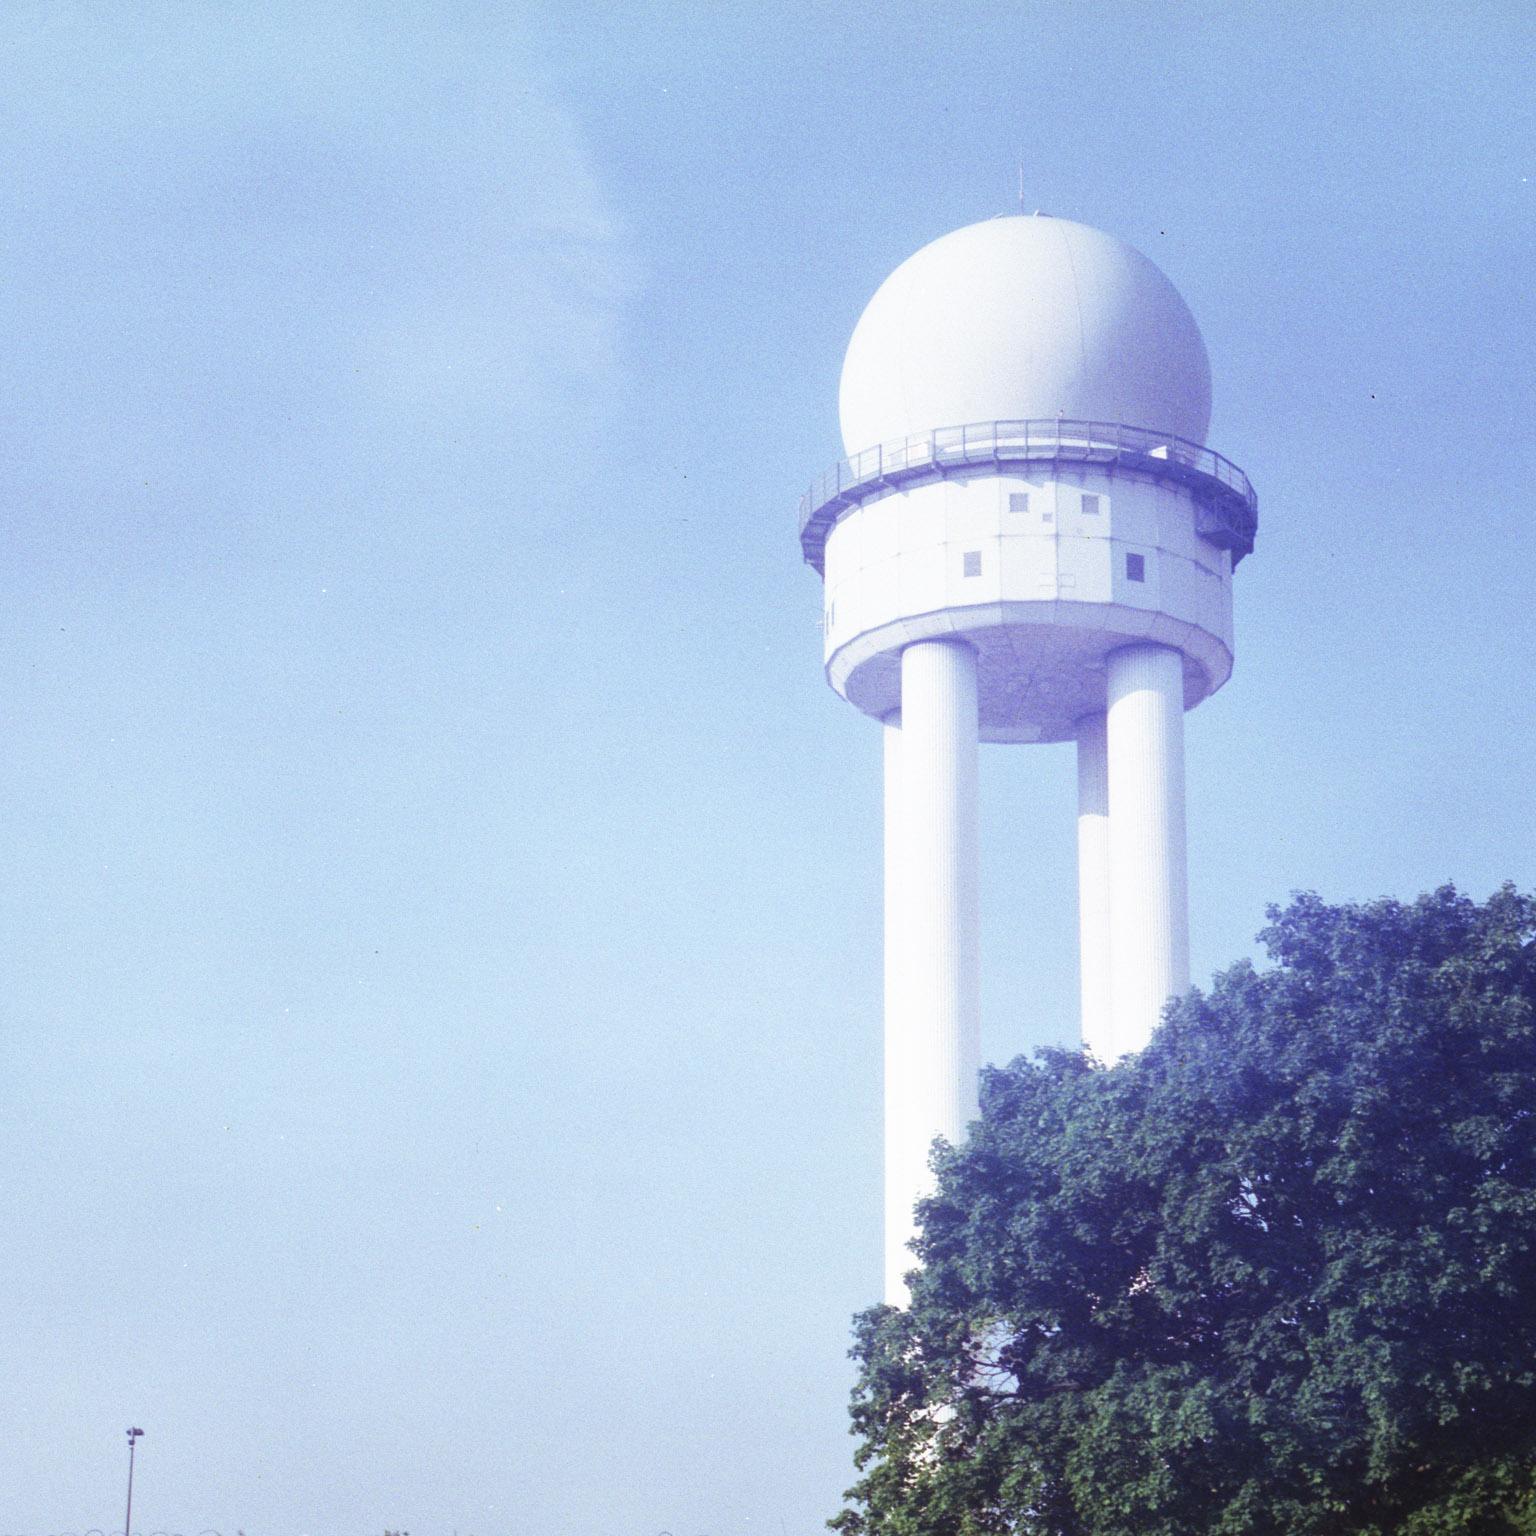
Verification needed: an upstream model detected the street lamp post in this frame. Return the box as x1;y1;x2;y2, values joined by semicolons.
123;1427;144;1536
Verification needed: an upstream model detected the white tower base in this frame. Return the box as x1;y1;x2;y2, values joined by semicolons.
1106;644;1190;1056
883;639;980;1305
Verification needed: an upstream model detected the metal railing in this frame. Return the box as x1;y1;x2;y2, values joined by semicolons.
797;418;1257;573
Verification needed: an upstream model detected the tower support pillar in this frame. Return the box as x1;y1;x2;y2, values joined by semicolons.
1075;711;1112;1056
883;639;979;1304
882;710;911;1306
1106;643;1189;1057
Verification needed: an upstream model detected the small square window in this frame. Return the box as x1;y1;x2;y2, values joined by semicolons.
1082;493;1101;516
1008;492;1030;514
963;550;982;578
1126;552;1146;583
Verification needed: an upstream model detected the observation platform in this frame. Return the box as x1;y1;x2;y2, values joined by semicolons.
798;418;1257;576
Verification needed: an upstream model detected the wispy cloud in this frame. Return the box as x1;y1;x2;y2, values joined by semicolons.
0;4;636;564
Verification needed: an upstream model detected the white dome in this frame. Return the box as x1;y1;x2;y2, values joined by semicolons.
838;215;1212;455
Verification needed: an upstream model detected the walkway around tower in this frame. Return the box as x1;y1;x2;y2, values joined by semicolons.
797;417;1257;574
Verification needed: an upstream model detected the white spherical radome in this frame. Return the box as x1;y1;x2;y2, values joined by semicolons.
838;215;1213;456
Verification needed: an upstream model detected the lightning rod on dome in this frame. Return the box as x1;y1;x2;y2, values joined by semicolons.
794;215;1259;1306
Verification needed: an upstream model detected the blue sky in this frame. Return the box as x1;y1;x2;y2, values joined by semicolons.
3;3;1533;1534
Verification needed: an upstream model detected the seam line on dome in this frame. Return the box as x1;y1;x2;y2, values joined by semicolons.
1055;218;1088;401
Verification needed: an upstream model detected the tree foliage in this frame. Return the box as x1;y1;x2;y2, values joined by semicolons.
834;886;1536;1536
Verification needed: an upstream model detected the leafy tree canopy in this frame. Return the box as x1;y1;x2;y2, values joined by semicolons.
834;886;1536;1536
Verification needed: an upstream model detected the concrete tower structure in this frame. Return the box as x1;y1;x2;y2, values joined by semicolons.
798;215;1257;1304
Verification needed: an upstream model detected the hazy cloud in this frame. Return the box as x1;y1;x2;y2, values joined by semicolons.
0;4;635;550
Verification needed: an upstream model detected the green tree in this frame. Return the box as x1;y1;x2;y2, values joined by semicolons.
834;886;1536;1536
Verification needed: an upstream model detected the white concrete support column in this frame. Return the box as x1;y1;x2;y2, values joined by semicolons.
1106;644;1190;1058
884;639;980;1305
1075;712;1112;1057
881;711;911;1306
